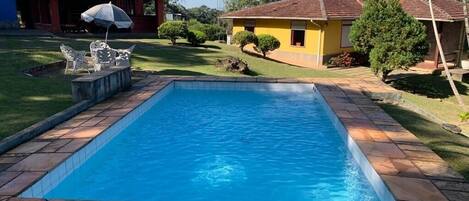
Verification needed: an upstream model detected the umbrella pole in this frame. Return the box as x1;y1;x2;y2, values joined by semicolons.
105;26;110;43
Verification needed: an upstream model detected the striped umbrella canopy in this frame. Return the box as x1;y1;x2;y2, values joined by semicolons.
81;2;133;42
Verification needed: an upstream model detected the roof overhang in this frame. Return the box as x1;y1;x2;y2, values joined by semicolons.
220;16;458;22
415;17;456;22
219;16;327;21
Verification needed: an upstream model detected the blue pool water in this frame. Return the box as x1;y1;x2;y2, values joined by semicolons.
44;83;381;201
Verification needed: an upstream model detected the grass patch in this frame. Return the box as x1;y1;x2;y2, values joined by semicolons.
379;103;469;179
0;37;344;138
130;40;344;78
391;74;469;133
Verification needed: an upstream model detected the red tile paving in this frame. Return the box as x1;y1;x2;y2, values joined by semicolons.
0;76;466;201
7;153;70;172
382;175;448;201
0;172;44;196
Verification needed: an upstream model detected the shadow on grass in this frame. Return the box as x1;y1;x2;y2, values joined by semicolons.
244;69;260;76
154;69;208;76
379;103;469;179
390;74;468;98
131;45;224;68
174;42;222;50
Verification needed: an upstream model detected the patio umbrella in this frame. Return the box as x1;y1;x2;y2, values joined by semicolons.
81;2;133;43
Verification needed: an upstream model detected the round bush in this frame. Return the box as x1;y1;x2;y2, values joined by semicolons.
256;34;280;57
187;30;207;46
233;31;258;51
188;20;226;41
202;24;226;41
158;21;188;45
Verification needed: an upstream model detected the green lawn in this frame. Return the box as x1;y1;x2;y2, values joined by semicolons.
0;38;72;139
3;36;468;179
129;39;344;78
390;74;469;133
380;103;469;179
0;37;344;138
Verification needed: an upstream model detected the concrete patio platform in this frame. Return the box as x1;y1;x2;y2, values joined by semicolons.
0;76;466;201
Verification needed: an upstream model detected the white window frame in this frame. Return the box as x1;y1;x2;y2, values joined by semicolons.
291;21;307;47
341;21;353;48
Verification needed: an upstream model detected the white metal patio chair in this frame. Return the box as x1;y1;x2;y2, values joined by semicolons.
90;40;116;71
115;45;136;67
94;48;117;71
60;44;89;74
90;40;110;59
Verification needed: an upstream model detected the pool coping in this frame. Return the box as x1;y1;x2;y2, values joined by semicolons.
0;76;467;201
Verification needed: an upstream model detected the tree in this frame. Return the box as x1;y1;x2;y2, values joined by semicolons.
233;31;258;51
166;3;189;19
144;0;181;15
463;0;469;48
256;34;280;57
350;0;428;81
187;6;223;24
428;0;466;109
224;0;280;12
158;21;188;45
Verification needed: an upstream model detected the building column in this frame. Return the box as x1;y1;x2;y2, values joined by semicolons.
49;0;61;33
135;0;144;16
456;22;466;67
156;0;165;26
433;22;443;69
37;0;43;24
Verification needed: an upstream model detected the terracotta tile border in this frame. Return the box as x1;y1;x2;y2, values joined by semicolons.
0;76;467;201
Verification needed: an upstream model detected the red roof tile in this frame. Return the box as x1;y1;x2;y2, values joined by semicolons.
220;0;467;22
221;0;326;20
324;0;363;19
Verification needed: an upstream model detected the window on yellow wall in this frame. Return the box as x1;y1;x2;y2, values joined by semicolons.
341;21;353;48
291;21;306;47
245;26;255;32
244;20;256;33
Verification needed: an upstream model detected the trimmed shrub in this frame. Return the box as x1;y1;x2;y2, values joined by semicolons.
187;30;207;46
158;21;188;45
256;34;280;57
233;31;258;51
328;52;355;67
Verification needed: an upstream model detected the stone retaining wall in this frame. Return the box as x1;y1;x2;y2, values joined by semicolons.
72;66;132;103
22;61;65;77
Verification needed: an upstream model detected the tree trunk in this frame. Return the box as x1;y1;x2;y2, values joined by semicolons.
428;0;466;109
171;38;176;45
463;0;469;47
381;70;390;82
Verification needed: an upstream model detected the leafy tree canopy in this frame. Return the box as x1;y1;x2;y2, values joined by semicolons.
187;6;223;24
224;0;280;12
158;21;188;45
349;0;428;81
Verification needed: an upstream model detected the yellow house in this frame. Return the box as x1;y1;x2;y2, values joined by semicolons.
221;0;467;69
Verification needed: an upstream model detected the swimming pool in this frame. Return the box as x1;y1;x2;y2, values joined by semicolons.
22;82;394;201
